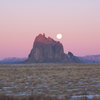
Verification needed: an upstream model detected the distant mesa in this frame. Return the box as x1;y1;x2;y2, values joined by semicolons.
26;34;81;63
0;57;26;63
79;55;100;63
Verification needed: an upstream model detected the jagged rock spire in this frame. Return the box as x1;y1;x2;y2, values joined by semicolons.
26;34;82;63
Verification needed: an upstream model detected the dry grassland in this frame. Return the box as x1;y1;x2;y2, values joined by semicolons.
0;63;100;100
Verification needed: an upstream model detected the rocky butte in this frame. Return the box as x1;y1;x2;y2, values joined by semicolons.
26;34;81;63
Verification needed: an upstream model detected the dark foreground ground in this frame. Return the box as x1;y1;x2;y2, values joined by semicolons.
0;94;99;100
0;63;100;100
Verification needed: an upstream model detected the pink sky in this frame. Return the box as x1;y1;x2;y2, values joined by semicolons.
0;0;100;59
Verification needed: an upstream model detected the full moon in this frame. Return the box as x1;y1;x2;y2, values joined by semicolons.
56;34;62;39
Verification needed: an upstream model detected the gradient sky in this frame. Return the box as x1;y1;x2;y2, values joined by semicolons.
0;0;100;59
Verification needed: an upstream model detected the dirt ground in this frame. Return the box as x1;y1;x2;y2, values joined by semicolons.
0;63;100;99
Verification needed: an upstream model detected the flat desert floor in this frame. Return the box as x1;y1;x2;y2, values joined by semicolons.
0;63;100;99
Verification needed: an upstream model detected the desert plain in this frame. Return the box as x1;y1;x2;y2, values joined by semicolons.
0;63;100;100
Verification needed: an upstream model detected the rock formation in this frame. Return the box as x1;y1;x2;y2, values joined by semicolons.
26;34;81;63
67;52;81;63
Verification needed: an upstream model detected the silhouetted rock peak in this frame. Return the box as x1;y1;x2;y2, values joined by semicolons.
68;52;74;57
26;34;82;63
67;52;81;63
35;34;55;44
